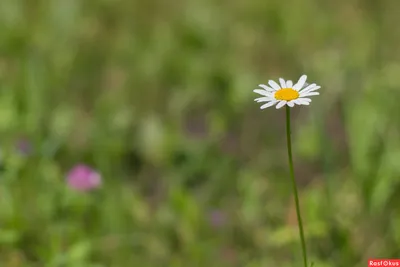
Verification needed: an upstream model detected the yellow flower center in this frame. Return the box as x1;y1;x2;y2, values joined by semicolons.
274;88;299;101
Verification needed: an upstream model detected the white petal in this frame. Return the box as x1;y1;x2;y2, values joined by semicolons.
260;101;277;109
300;86;321;94
300;92;320;97
279;78;286;88
294;99;311;105
255;97;274;102
293;75;307;90
299;83;319;92
276;100;287;109
268;80;281;90
287;101;295;107
253;89;271;96
259;84;275;92
297;97;312;102
286;80;293;88
298;83;316;92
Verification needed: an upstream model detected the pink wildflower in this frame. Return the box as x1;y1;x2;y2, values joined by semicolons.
66;164;102;191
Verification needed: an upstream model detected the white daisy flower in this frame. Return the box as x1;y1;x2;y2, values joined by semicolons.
253;75;320;109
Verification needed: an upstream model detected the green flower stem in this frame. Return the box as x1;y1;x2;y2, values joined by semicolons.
285;105;308;267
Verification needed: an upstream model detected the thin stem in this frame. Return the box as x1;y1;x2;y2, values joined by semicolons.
285;105;308;267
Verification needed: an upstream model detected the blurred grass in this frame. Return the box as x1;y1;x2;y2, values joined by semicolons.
1;0;400;266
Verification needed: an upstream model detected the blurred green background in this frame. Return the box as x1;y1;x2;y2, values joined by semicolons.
1;0;400;266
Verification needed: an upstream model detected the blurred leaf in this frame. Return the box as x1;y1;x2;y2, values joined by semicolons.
67;240;92;263
0;229;20;245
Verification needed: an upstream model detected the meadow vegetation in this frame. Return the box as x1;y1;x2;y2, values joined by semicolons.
1;0;400;266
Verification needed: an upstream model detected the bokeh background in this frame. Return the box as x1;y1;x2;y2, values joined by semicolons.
1;0;400;266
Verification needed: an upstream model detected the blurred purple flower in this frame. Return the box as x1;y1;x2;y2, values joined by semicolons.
66;164;102;191
209;210;227;228
16;139;32;155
